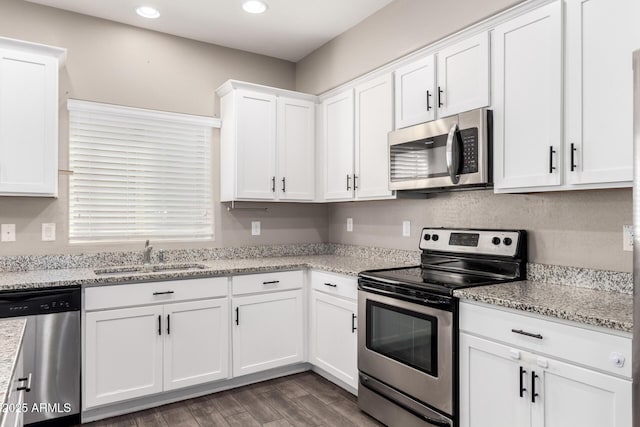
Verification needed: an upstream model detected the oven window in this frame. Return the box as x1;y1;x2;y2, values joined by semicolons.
366;300;438;377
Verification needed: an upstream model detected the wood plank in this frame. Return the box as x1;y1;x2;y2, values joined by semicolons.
263;420;294;427
261;389;321;427
157;402;200;427
188;404;231;427
134;408;169;427
230;388;281;424
295;394;358;427
294;372;350;405
224;411;262;427
209;392;247;418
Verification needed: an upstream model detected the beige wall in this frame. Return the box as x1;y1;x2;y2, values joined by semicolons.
0;0;327;255
296;0;632;272
295;0;523;94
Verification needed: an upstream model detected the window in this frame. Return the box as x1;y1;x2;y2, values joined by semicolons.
68;99;219;243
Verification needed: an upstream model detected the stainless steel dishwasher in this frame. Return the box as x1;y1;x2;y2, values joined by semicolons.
0;286;81;426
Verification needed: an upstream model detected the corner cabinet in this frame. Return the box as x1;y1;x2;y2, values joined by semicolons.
308;271;358;390
217;80;316;202
459;301;632;427
83;278;230;408
393;32;490;129
321;73;395;201
0;38;65;197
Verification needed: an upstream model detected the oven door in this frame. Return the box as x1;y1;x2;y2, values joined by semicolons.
358;288;453;416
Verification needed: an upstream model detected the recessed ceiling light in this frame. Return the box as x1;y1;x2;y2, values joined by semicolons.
136;6;160;19
242;0;268;14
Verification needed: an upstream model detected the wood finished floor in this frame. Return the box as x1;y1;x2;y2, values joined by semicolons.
80;372;384;427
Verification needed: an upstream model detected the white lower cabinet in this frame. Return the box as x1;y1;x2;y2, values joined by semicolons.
1;344;25;427
459;302;632;427
84;279;229;409
232;282;304;377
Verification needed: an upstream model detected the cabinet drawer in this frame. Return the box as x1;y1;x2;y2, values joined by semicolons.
311;270;357;300
459;302;632;377
85;277;228;311
232;270;303;296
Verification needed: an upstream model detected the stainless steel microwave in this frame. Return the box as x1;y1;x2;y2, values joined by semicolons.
388;108;491;191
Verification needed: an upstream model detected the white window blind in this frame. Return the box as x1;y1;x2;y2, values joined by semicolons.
68;99;219;243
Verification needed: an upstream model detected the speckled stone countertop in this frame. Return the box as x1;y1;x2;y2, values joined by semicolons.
454;280;633;333
0;254;416;292
0;319;26;409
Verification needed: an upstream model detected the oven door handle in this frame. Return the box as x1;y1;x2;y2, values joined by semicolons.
358;282;452;308
445;122;462;184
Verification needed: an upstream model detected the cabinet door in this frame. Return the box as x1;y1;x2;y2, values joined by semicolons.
0;49;58;196
232;290;304;377
459;333;531;427
436;32;490;118
354;74;394;200
163;298;229;391
309;291;357;389
235;89;277;200
493;2;563;191
530;357;632;427
277;97;315;200
84;306;164;408
394;55;436;128
565;0;640;185
322;90;355;201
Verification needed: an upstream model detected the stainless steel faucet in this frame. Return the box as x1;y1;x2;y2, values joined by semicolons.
143;240;153;266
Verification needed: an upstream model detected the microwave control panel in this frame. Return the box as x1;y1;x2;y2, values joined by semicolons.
460;127;478;174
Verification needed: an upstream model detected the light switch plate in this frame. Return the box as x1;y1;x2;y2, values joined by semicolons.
346;218;353;232
251;221;261;236
42;223;56;241
623;225;633;251
1;224;16;242
402;220;411;237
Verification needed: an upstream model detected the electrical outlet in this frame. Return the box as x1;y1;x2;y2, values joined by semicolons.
42;223;56;241
623;225;633;251
1;224;16;242
251;221;261;236
402;221;411;237
346;218;353;232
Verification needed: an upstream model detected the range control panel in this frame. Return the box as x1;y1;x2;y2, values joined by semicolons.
419;228;523;258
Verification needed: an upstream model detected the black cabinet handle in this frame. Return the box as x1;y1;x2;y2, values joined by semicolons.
271;176;276;193
263;280;280;285
167;314;171;335
570;143;577;171
153;291;174;296
519;366;527;398
438;86;444;108
531;371;539;403
235;307;239;325
511;329;543;340
353;174;358;190
324;282;337;288
351;313;357;333
282;177;286;192
426;90;432;111
17;373;32;392
346;174;351;191
549;146;556;173
158;315;162;336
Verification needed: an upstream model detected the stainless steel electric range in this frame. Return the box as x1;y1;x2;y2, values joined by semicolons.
357;227;527;427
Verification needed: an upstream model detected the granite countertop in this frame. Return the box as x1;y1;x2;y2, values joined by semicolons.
0;318;26;409
0;254;414;292
454;280;633;333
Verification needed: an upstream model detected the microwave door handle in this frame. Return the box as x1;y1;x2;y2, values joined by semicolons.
446;123;461;184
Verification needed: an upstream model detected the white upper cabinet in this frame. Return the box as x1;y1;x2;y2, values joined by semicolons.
0;38;65;197
393;33;489;129
493;2;563;191
564;0;640;186
354;73;394;200
394;55;436;128
217;80;316;202
436;32;490;118
322;89;355;201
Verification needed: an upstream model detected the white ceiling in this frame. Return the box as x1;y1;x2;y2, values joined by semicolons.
24;0;394;62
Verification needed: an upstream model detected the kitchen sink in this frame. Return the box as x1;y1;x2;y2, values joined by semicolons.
94;263;208;275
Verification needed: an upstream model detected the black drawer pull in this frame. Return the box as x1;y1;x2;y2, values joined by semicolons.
158;315;162;336
262;280;280;285
17;373;32;392
531;371;539;403
519;366;527;398
153;291;174;296
235;307;239;325
324;283;337;288
351;313;357;333
167;314;171;335
511;329;543;340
